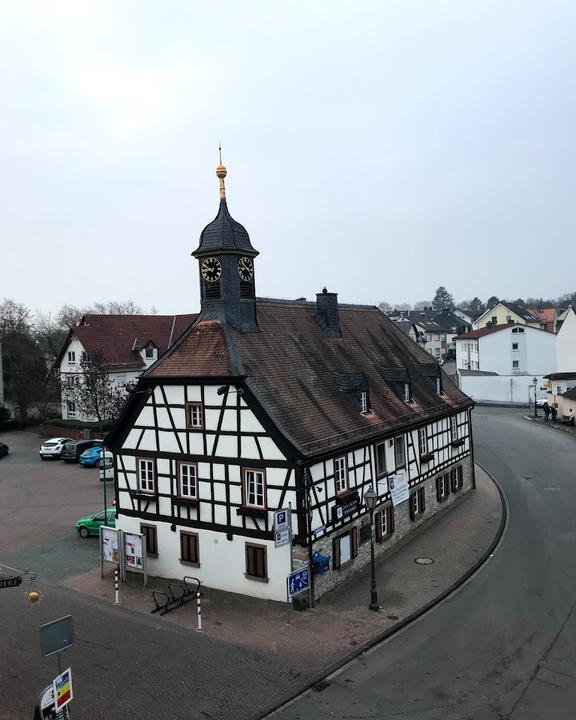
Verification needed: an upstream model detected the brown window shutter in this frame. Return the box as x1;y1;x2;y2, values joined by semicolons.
419;487;426;512
375;511;382;542
351;527;359;558
246;545;255;576
409;493;416;520
180;533;186;560
257;547;267;578
332;537;341;569
436;476;442;502
389;506;395;533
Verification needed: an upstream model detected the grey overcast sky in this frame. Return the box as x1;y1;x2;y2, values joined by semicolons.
1;0;575;317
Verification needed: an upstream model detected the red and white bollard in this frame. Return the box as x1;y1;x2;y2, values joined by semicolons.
196;590;202;631
114;566;120;605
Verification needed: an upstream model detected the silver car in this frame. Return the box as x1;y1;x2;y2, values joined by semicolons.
39;437;74;460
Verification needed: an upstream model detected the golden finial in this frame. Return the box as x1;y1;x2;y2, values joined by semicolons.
216;143;227;199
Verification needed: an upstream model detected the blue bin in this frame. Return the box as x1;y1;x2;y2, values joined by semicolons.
312;552;330;575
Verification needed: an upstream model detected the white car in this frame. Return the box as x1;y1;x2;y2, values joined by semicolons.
39;437;74;460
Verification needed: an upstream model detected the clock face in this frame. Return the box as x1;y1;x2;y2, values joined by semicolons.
238;256;254;281
201;257;222;282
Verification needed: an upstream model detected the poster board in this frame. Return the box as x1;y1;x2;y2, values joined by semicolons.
388;470;409;506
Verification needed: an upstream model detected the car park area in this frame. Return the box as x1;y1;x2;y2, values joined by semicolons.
0;430;109;559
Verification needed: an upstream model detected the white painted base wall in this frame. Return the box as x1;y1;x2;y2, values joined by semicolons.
117;514;292;601
459;374;547;405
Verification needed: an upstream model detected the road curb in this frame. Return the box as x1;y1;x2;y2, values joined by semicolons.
524;415;576;437
261;463;507;719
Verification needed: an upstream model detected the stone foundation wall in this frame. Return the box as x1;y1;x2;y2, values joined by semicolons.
311;455;474;599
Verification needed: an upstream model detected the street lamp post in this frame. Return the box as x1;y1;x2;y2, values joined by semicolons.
364;487;379;611
533;377;538;418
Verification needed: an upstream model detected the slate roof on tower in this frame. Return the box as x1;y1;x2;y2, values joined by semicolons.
140;298;472;457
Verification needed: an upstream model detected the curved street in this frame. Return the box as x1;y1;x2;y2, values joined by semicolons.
272;407;576;720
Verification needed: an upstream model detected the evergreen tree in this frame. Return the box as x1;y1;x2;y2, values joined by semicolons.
431;286;455;311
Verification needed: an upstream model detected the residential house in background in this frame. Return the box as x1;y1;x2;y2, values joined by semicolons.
454;323;556;405
473;302;542;331
106;162;475;604
391;309;470;363
527;307;557;334
543;373;576;420
57;314;196;421
556;306;576;373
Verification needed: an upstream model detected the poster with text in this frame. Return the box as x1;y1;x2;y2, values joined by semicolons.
101;526;119;563
124;532;144;570
389;470;409;506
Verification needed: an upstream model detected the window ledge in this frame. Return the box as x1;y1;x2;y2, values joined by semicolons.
395;464;406;471
129;490;156;499
174;497;199;508
237;506;267;519
244;574;269;583
180;559;200;568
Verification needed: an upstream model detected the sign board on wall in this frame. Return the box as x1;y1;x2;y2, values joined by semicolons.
388;470;409;506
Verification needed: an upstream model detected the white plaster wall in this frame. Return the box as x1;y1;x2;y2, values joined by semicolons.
557;309;576;373
459;374;547;405
116;514;292;601
479;327;556;375
456;339;479;371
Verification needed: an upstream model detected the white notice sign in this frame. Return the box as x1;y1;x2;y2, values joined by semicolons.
101;526;120;563
124;532;144;570
388;470;409;506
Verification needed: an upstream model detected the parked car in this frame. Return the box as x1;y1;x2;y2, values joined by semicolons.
79;446;113;467
76;508;116;538
39;437;74;460
0;441;8;458
536;398;549;408
60;439;103;463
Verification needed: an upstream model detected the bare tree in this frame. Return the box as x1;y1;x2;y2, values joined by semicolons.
61;352;130;425
378;301;393;313
413;300;431;311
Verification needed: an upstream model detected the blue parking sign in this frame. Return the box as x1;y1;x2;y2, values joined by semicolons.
287;567;310;598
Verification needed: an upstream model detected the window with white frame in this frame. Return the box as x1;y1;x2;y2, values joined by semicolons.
375;442;387;477
185;402;203;430
409;486;426;520
138;458;155;493
334;456;348;494
178;463;197;498
512;343;519;351
66;400;76;417
513;360;519;368
436;377;442;394
418;427;428;457
403;382;411;402
145;344;155;358
518;327;525;333
377;505;395;541
450;416;459;442
436;472;450;502
67;351;76;365
360;391;368;413
394;436;406;469
243;468;266;508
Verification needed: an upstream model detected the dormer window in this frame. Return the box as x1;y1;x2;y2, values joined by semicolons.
360;391;368;414
436;377;442;395
403;383;411;403
335;372;369;414
145;346;154;359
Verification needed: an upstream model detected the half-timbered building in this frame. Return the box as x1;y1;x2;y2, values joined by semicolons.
106;161;475;603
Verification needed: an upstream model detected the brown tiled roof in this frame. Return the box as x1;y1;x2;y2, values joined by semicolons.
62;314;197;370
454;324;512;340
544;372;576;380
147;320;233;377
144;300;472;457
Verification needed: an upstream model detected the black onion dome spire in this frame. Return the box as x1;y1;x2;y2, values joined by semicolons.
192;161;258;258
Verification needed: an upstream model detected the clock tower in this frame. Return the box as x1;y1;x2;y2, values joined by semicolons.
192;157;259;332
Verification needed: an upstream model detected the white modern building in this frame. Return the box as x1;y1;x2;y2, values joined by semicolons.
556;307;576;374
455;324;556;405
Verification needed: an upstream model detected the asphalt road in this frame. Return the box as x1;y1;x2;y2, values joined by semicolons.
272;407;576;720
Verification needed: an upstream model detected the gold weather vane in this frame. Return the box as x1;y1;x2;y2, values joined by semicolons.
216;143;227;200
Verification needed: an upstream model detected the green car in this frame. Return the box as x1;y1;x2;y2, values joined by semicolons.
76;508;116;538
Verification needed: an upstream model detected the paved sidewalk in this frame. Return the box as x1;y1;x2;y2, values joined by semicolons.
525;413;576;437
60;464;504;719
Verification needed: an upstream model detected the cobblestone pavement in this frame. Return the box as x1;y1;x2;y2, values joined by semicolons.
0;430;503;720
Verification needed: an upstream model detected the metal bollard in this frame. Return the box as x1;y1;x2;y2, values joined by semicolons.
196;590;202;631
114;566;120;605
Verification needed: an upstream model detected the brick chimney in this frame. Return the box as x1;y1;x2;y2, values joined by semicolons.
316;288;341;337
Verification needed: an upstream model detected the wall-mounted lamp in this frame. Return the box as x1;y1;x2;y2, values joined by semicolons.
217;386;243;396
